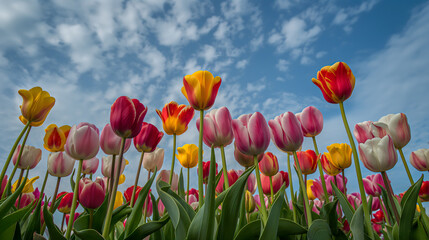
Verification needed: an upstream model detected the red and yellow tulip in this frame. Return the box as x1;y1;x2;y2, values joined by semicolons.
181;70;222;110
43;124;71;152
156;101;194;135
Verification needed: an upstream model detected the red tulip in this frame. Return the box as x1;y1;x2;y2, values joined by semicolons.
0;175;7;198
200;160;218;184
134;123;164;153
295;150;318;175
268;112;303;152
372;210;384;224
66;212;80;226
232;112;270;156
296;106;323;137
15;192;35;208
110;96;147;138
259;152;279;176
216;170;239;194
419;181;429;202
58;192;76;214
100;124;132;155
261;172;283;195
78;178;105;209
279;171;289;188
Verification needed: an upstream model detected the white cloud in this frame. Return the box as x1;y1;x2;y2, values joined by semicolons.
199;45;219;64
235;59;248;69
332;0;379;32
138;45;167;79
274;0;302;10
276;59;289;72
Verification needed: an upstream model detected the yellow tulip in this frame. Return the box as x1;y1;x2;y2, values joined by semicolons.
18;87;55;127
307;179;316;201
118;174;126;185
326;143;352;170
12;176;39;193
176;144;199;168
181;70;222;110
114;191;124;209
43;124;71;152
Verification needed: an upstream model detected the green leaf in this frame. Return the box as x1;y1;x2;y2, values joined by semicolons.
399;176;423;240
92;195;109;232
110;205;131;232
150;194;162;240
259;183;286;240
0;171;29;218
380;185;395;224
331;182;354;223
320;200;339;236
0;201;34;235
234;220;260;240
0;223;17;240
234;218;307;240
42;203;66;240
22;199;42;240
410;215;429;239
216;166;255;240
178;168;185;199
307;219;332;240
159;181;195;221
70;169;76;192
350;205;371;240
124;215;170;240
277;218;307;237
123;169;157;238
74;229;105;240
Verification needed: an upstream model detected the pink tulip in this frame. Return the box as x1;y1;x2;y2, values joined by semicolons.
158;200;165;216
371;197;381;211
134;123;164;153
279;171;289;188
296;106;323;137
187;194;198;210
157;170;178;191
311;199;323;214
254;194;269;211
78;177;105;209
143;148;164;173
15;192;35;208
237;170;257;194
353;121;387;144
65;123;99;160
232;112;270;156
347;193;362;210
82;157;99;174
324;174;347;195
410;149;429;171
359;135;398;172
268;112;303;152
143;194;153;217
0;175;7;197
362;174;386;197
374;113;411;149
101;155;128;178
47;152;75;177
196;107;234;148
66;212;80;226
259;152;279;176
261;172;283;195
12;145;42;169
110;96;148;138
233;143;263;168
100;124;131;155
216;170;239;194
311;179;325;200
295;150;318;175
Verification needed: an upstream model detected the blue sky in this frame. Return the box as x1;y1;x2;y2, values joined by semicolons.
1;0;429;207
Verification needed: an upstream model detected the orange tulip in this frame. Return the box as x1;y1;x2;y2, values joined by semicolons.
312;62;355;104
43;124;71;152
156;101;194;135
181;70;221;110
18;87;55;126
320;153;342;176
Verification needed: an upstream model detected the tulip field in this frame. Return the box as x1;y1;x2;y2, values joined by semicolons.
1;64;429;240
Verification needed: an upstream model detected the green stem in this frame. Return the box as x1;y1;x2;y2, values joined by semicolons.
342;170;347;195
109;155;116;196
103;138;126;239
187;167;190;204
131;151;145;207
269;176;274;205
40;170;49;196
254;155;268;225
16;169;25;208
42;176;61;235
61;213;66;232
293;151;312;226
89;209;94;229
339;102;373;237
65;159;83;239
287;153;297;222
169;134;176;185
220;145;229;189
312;136;329;202
144;172;150;224
398;148;414;184
381;171;400;224
380;201;392;225
0;122;30;186
198;110;205;207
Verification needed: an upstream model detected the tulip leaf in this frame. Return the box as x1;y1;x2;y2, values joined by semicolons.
73;229;105;240
160;181;195;220
92;195;109;232
331;182;355;223
150;193;163;240
187;146;217;240
277;218;307;236
399;176;423;240
42;203;66;240
124;215;170;240
259;183;286;240
379;185;395;224
178;168;185;199
22;198;42;240
109;205;132;232
0;171;29;218
307;219;332;240
216;166;255;240
410;215;429;239
0;201;34;236
123;170;157;238
234;220;260;240
350;205;372;240
320;200;339;236
70;169;76;192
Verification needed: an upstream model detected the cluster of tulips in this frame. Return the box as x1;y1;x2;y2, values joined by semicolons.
1;62;429;240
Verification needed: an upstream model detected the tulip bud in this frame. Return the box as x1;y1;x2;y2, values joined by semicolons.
196;107;234;147
233;143;263;168
157;170;178;191
134;123;164;153
114;191;124;210
374;113;411;149
65;123;100;160
359;135;398;172
142;148;164;173
158;200;165;216
261;172;283;195
326;143;352;170
200;160;218;184
419;181;429;202
247;173;257;194
78;178;105;209
232;112;270;156
295;150;318;175
362;174;386;197
182;70;222;110
100;124;131;155
296;106;323;137
216;169;239;194
58;192;76;214
268;112;304;152
15;192;35;208
110;96;148;138
320;153;342;176
18;86;55;127
347;193;362;210
82;157;99;174
101;156;128;178
0;175;7;198
254;194;269;211
245;191;256;213
279;171;289;188
47;152;75;177
410;149;429;171
66;212;80;226
176;144;199;169
12;145;42;169
259;152;279;176
307;180;316;201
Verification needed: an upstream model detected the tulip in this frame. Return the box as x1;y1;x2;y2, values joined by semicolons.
232;112;271;156
247;173;257;194
43;124;71;152
259;152;279;177
47;152;75;177
100;124;131;155
196;107;234;147
187;188;199;201
307;180;316;200
373;210;384;224
279;171;289;188
419;181;429;202
261;172;283;195
374;113;411;149
158;200;165;216
15;192;35;208
254;194;269;211
79;178;105;209
296;106;323;137
268;112;304;153
66;212;80;226
18;86;55;126
245;191;256;213
101;156;128;178
114;191;124;210
353;121;387;144
176;144;199;169
65;123;100;160
143;148;164;173
200;160;218;184
234;143;263;168
12;145;42;169
182;70;222;111
320;153;342;176
156;101;195;136
142;192;153;218
326;143;352;170
157;170;178;191
134;123;164;153
371;197;381;211
295;150;318;175
82;157;99;175
58;192;75;214
0;175;7;198
359;136;398;173
410;148;429;171
12;176;39;193
362;174;386;197
311;62;355;104
216;170;239;194
310;179;325;200
347;193;362;210
110;96;147;138
324;174;347;196
124;186;142;205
